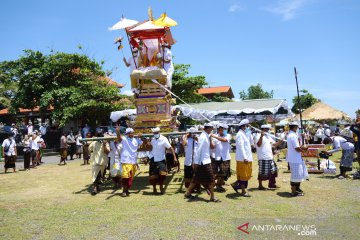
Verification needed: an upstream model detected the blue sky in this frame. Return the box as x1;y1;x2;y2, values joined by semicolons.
1;0;359;117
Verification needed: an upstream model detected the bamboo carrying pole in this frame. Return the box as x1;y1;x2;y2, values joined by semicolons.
80;131;202;142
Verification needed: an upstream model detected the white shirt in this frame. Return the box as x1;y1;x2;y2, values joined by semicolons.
150;135;171;162
121;137;143;164
254;133;275;160
37;137;44;148
214;134;231;161
193;132;211;165
324;128;331;138
29;136;40;151
76;135;82;146
2;138;16;156
315;128;324;141
27;125;33;135
328;136;354;153
184;137;198;166
235;130;253;162
39;126;47;135
246;130;255;145
286;131;303;163
163;48;173;72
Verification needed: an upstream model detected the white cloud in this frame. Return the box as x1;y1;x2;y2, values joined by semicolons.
122;89;134;96
228;3;247;13
264;0;309;21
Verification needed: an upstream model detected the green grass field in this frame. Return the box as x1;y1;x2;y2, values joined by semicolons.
0;152;359;240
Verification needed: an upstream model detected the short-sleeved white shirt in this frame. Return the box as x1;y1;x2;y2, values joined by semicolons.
184;137;198;166
193;132;211;165
30;136;40;151
150;135;171;162
214;134;231;161
121;137;143;164
254;133;275;160
2;138;16;156
286;131;303;163
332;136;354;151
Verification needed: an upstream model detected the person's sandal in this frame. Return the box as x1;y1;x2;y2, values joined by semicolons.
209;198;221;203
121;192;127;197
240;193;251;197
291;192;304;197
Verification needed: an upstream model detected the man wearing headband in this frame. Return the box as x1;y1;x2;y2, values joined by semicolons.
231;119;252;197
116;127;143;197
184;123;220;202
149;127;177;195
211;123;232;192
254;124;283;190
286;121;309;197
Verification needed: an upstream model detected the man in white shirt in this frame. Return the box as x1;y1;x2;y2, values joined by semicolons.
182;127;198;189
286;122;309;197
231;119;253;197
184;123;220;202
254;124;283;190
211;123;232;192
116;127;143;197
323;136;354;179
149;127;177;195
324;124;331;139
2;132;17;173
162;44;174;89
29;132;41;167
314;125;324;144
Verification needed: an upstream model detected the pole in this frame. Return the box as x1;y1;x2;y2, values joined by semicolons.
80;131;202;142
294;67;304;145
125;29;138;69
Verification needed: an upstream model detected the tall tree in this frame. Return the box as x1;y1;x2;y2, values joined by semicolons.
291;89;319;114
239;83;274;100
0;50;127;126
172;64;208;104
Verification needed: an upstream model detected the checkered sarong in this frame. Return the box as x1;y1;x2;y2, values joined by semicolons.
258;159;278;180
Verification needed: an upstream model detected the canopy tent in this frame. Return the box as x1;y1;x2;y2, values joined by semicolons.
175;99;291;123
297;101;351;121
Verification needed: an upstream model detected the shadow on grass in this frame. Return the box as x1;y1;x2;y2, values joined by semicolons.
73;170;186;198
276;192;292;198
225;192;241;200
318;175;339;179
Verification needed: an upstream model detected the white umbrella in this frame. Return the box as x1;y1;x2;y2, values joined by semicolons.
108;17;138;31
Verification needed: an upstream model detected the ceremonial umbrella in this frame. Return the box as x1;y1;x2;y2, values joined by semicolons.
153;13;178;27
109;17;139;31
